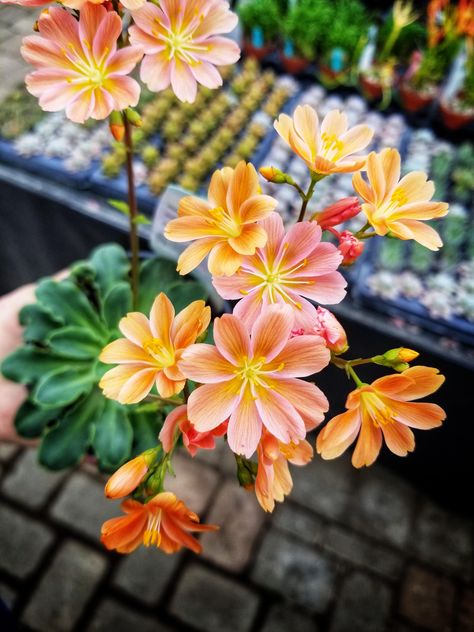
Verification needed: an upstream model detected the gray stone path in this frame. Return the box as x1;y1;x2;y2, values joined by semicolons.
0;442;472;632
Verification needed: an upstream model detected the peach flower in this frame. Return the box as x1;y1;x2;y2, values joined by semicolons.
179;305;329;458
255;431;313;512
159;404;227;457
212;213;346;329
99;293;210;402
21;5;143;123
274;105;373;175
316;366;446;468
129;0;240;102
352;148;449;250
165;162;278;276
101;492;218;553
105;453;151;499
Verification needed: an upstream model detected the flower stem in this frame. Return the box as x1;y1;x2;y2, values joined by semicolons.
297;175;320;223
122;113;140;310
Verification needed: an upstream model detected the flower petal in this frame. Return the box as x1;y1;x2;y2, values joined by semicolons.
227;389;262;457
268;335;330;377
187;379;241;431
99;338;153;365
255;387;306;444
179;344;235;382
117;367;158;403
119;312;152;346
251;304;294;362
213;313;250;364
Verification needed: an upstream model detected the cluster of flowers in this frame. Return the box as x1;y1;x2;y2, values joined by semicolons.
2;0;448;556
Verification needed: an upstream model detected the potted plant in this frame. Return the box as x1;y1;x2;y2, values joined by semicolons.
439;45;474;129
280;0;324;73
238;0;280;60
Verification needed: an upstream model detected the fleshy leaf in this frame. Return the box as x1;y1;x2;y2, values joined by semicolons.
14;400;62;438
19;304;61;343
129;409;164;456
38;390;103;470
90;244;130;298
137;257;182;313
47;326;105;360
1;347;86;384
32;366;96;408
102;282;133;331
167;280;207;313
93;399;133;470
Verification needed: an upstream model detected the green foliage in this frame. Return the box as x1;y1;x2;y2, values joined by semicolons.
1;244;207;471
237;0;280;40
411;37;461;91
283;0;368;61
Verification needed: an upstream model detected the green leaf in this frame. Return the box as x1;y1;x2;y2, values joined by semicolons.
93;399;133;470
35;279;105;334
102;282;132;331
90;243;130;298
130;409;164;456
133;214;151;225
167;280;207;312
19;304;61;343
138;257;182;313
39;390;103;470
48;326;104;360
108;199;130;215
1;347;85;384
14;401;62;439
32;365;96;408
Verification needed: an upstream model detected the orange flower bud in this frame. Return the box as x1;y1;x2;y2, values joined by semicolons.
373;347;420;372
109;110;125;142
105;454;151;499
259;166;292;184
312;197;361;229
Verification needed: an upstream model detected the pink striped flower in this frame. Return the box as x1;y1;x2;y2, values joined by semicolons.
212;214;347;329
159;404;227;457
2;0;145;9
21;5;143;123
179;305;330;458
129;0;240;103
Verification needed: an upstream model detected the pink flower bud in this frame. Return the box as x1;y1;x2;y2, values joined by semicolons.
312;197;361;229
338;230;364;265
313;307;348;354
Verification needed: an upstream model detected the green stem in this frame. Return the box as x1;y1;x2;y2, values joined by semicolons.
297;176;319;223
347;364;364;387
379;26;400;61
122;113;140;310
146;393;184;406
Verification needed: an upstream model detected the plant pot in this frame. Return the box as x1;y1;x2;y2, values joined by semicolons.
318;63;347;87
359;74;383;101
242;40;274;61
399;81;437;113
280;52;311;74
439;99;474;130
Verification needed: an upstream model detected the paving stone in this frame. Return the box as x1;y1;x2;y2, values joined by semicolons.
50;472;120;540
0;504;53;578
411;501;472;580
170;564;259;632
291;456;354;520
273;502;325;546
87;599;170;632
2;449;65;509
330;571;392;632
0;442;19;463
165;451;220;514
457;587;474;632
22;540;107;632
348;468;415;548
201;480;265;572
0;583;17;609
399;565;456;632
113;546;182;605
195;439;237;475
252;528;337;613
261;603;317;632
322;524;404;580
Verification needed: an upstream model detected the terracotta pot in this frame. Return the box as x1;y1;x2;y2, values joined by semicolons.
399;82;436;113
359;74;383;100
242;40;274;61
280;53;311;74
439;99;474;130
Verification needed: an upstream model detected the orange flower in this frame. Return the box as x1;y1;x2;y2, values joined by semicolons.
274;105;373;175
316;366;446;468
164;161;278;276
105;453;154;499
256;431;313;512
99;293;210;403
353;148;449;250
101;492;219;554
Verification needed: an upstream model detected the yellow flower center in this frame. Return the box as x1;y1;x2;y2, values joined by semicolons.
390;186;409;207
62;41;110;87
157;19;208;66
143;338;175;368
321;132;345;160
143;509;162;547
208;206;242;238
360;391;394;427
235;356;284;389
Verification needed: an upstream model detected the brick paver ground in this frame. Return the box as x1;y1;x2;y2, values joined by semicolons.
0;5;473;631
0;442;472;632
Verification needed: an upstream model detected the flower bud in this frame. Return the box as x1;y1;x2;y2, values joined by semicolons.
313;307;348;354
259;166;294;185
312;197;361;229
338;230;364;265
125;107;143;127
105;450;156;499
109;110;124;142
235;455;257;490
373;347;419;372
